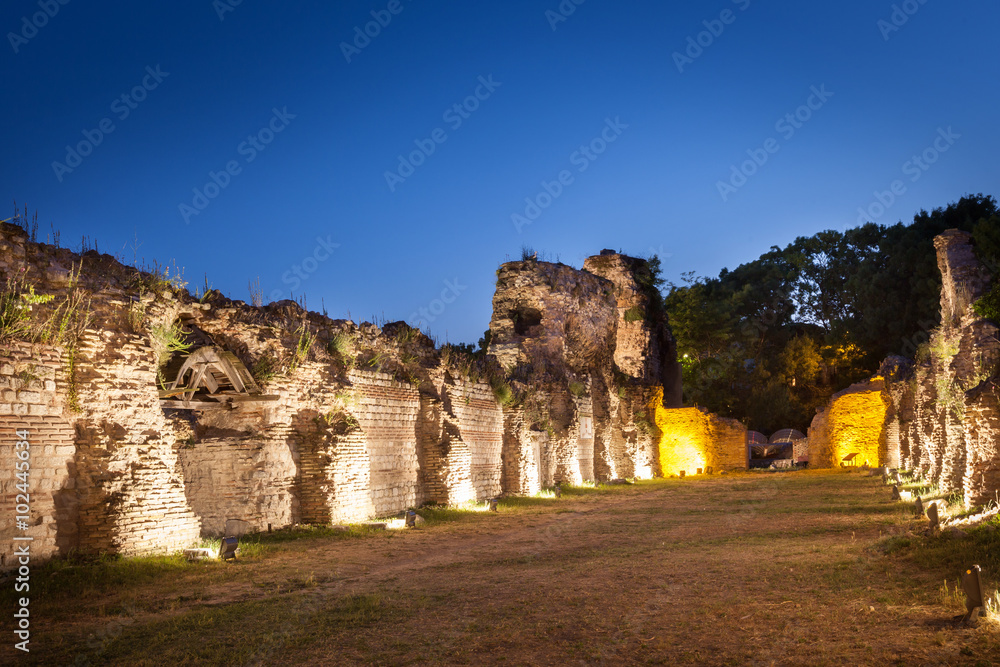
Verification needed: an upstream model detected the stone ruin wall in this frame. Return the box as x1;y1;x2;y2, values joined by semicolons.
807;378;889;469
652;400;747;477
809;229;1000;508
0;227;685;564
489;254;743;486
488;257;660;487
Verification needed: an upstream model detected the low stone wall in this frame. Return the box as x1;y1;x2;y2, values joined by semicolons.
651;392;746;476
807;378;888;469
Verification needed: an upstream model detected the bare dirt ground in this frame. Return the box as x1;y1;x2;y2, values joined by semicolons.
12;470;1000;665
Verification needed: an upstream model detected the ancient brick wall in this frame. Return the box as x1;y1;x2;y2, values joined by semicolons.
70;331;202;555
583;251;682;406
807;378;888;469
812;229;1000;510
1;223;681;565
350;370;422;514
651;393;746;476
0;342;75;565
445;377;503;500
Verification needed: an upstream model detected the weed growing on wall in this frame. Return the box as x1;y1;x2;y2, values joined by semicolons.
251;353;278;385
623;305;644;323
150;321;192;385
287;327;315;375
0;273;51;341
328;332;355;358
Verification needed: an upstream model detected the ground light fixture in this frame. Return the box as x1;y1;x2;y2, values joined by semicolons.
960;565;986;626
489;498;499;512
220;518;250;561
405;510;417;528
554;486;562;498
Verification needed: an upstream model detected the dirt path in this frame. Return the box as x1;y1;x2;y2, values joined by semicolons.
23;471;1000;665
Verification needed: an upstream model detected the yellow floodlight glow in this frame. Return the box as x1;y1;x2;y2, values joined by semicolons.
650;390;710;478
827;385;887;469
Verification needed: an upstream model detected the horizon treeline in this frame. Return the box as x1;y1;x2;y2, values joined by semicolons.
663;193;1000;435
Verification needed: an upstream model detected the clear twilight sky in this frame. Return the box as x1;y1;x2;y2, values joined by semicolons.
2;0;997;344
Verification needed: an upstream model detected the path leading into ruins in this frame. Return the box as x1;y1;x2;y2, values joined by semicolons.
23;471;1000;665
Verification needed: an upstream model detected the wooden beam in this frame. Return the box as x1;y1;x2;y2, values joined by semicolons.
159;399;230;410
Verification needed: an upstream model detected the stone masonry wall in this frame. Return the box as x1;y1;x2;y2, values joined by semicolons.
0;342;75;565
651;396;746;476
1;221;678;563
810;228;1000;509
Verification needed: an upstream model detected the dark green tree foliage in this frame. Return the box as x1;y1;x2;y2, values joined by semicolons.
665;194;998;434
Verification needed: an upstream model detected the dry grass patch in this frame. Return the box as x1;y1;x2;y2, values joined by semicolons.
10;471;1000;665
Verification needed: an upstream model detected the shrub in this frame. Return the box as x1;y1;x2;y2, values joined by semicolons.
328;332;355;358
973;283;1000;323
150;321;192;382
0;277;51;342
623;305;645;323
252;354;278;385
490;375;514;406
288;327;315;374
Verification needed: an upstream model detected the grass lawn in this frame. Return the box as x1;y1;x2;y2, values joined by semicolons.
5;469;1000;665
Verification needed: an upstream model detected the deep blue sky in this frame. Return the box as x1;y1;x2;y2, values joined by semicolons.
2;0;997;344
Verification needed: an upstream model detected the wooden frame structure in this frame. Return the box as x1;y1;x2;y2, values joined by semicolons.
159;346;278;409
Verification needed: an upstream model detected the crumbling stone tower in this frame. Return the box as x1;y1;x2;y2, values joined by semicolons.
489;252;680;486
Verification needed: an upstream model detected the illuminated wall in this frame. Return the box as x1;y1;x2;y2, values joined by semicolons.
807;378;888;468
650;389;747;476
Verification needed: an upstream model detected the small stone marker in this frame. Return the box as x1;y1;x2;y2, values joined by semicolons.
915;496;925;517
892;470;902;485
960;565;986;626
706;466;713;475
892;485;901;500
679;470;686;478
696;468;703;475
927;502;939;532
